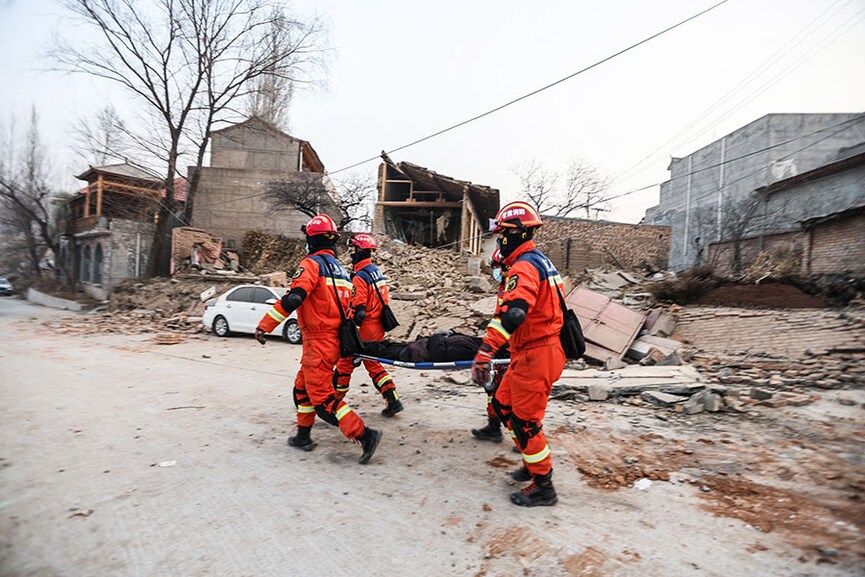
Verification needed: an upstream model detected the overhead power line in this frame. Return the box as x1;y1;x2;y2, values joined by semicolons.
201;0;731;211
326;0;731;176
604;114;865;206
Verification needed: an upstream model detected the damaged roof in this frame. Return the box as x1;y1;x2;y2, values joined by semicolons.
382;155;500;223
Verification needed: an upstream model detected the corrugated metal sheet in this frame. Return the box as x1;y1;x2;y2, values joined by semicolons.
566;287;646;362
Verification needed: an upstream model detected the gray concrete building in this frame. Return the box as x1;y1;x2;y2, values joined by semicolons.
191;117;336;249
643;113;865;271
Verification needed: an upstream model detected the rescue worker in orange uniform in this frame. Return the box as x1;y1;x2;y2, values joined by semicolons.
254;214;381;464
333;233;404;417
471;247;508;443
472;201;566;506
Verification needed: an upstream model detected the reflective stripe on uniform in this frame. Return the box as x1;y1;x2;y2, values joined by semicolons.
297;404;315;414
522;444;551;464
267;308;287;323
335;385;350;392
336;405;353;421
375;374;393;388
488;318;511;340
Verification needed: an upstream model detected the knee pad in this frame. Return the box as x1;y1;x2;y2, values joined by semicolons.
508;412;542;450
314;396;339;427
292;386;310;409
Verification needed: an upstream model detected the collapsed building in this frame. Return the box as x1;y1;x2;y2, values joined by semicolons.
373;154;499;255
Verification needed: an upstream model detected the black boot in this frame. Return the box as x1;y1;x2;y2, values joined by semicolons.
510;471;558;507
287;426;314;452
357;427;382;464
509;465;531;482
381;389;404;417
471;417;503;442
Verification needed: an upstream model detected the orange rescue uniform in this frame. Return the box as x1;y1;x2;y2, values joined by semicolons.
481;240;566;476
333;258;396;399
257;249;367;440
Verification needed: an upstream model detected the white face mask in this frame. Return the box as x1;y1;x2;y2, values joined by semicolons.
492;268;502;283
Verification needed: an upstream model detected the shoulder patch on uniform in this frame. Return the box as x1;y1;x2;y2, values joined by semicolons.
506;274;519;292
292;267;304;279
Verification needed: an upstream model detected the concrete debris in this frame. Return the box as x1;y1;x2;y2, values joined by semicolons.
641;391;687;408
39;226;863;419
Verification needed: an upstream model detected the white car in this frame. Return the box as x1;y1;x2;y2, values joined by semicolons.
202;284;301;344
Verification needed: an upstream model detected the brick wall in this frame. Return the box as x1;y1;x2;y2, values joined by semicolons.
807;212;865;275
706;210;865;276
707;230;804;276
534;219;670;275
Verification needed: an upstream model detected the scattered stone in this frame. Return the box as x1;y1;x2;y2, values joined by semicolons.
587;384;610;401
640;391;687;408
750;388;774;401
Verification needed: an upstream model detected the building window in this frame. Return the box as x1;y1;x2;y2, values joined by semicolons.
82;245;92;283
93;244;103;286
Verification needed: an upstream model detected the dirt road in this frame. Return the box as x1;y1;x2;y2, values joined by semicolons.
1;298;862;576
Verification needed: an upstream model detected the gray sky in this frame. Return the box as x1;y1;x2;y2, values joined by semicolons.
1;0;863;223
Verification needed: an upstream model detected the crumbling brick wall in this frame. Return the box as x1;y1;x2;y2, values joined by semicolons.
806;211;865;275
707;230;804;277
534;219;670;275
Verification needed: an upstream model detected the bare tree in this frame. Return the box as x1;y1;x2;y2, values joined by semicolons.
514;159;558;215
53;0;327;276
73;105;134;167
563;159;611;219
244;11;298;130
513;157;610;218
0;109;63;278
690;192;789;275
265;173;375;231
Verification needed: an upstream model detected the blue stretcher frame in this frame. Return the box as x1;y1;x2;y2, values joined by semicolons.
352;354;510;371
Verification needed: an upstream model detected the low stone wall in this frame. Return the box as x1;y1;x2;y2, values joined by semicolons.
27;288;89;311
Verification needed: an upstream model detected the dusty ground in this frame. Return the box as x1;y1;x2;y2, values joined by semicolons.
1;297;864;577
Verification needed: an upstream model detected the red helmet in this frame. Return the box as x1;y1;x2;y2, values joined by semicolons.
490;201;543;232
489;247;504;267
301;214;338;236
347;232;377;251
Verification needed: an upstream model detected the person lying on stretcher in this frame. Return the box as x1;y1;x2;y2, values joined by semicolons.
362;329;509;363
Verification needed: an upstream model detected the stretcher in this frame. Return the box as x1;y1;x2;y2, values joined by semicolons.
352;354;510;393
352;354;510;370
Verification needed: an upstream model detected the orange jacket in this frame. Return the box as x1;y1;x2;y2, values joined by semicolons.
257;249;352;338
349;258;390;322
481;240;564;353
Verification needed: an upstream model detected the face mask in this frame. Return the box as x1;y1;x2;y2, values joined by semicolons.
492;268;502;283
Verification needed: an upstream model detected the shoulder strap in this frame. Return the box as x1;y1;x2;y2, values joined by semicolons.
312;255;348;321
356;264;387;306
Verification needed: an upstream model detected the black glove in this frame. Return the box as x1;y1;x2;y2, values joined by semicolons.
254;327;267;345
353;306;367;327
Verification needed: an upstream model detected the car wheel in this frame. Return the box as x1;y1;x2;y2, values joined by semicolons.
213;315;231;337
283;319;302;344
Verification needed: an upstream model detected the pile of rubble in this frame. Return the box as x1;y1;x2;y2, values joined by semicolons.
39;226;865;418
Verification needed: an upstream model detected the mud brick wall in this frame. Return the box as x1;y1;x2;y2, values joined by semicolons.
708;230;804;277
806;211;865;275
707;210;865;277
534;219;670;275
